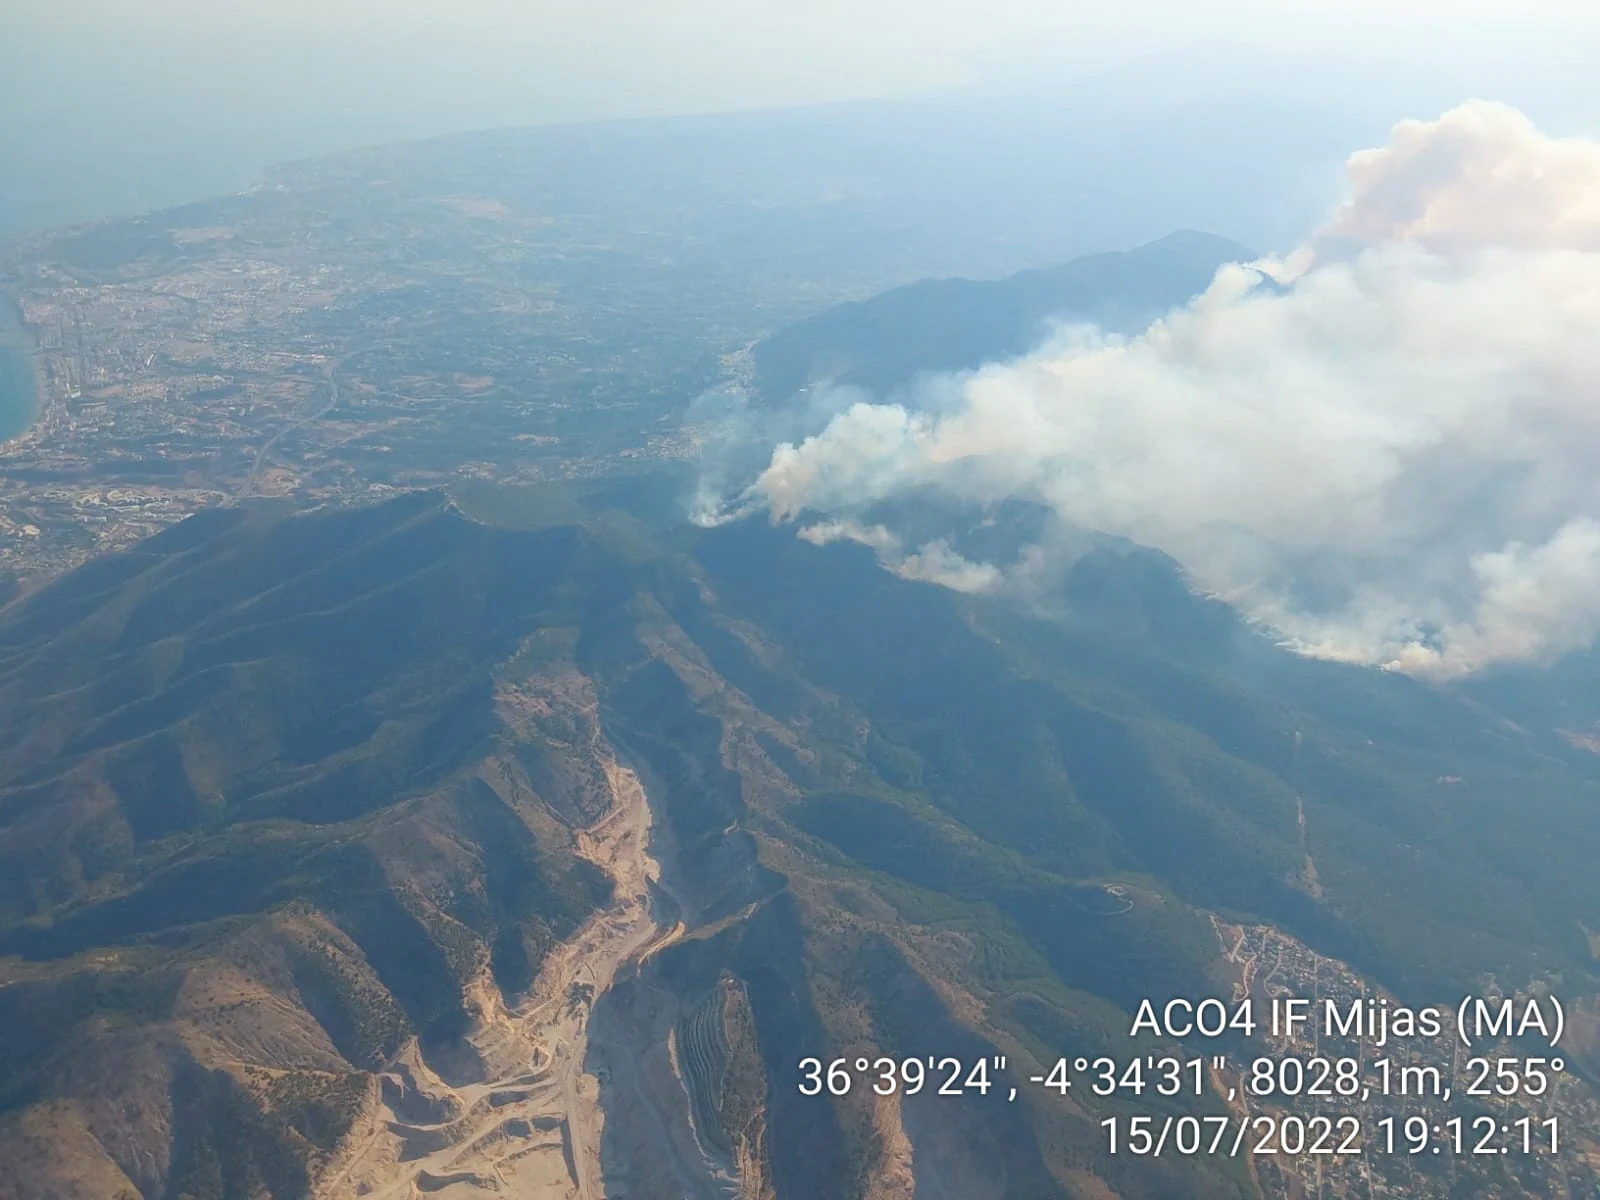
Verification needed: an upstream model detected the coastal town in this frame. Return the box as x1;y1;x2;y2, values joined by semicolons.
0;143;836;582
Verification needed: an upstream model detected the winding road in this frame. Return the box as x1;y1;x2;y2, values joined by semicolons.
236;359;342;500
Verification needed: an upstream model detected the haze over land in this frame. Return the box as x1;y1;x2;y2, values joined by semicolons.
5;0;1600;235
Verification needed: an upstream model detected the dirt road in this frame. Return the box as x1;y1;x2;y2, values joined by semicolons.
317;756;664;1199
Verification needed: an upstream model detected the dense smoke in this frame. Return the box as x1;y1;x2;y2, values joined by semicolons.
706;101;1600;678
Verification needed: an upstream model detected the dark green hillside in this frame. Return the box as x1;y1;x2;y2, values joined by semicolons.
751;230;1250;403
689;519;1600;999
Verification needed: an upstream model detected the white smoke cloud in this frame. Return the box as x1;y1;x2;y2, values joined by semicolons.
797;519;1005;592
716;100;1600;678
1318;102;1600;254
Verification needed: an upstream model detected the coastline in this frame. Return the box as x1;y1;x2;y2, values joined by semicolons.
0;296;41;446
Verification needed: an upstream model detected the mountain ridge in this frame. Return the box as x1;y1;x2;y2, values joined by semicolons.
0;486;1596;1198
750;230;1252;404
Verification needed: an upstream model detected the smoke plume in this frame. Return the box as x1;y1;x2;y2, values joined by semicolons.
709;101;1600;678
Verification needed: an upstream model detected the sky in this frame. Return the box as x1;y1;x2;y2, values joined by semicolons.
4;0;1600;233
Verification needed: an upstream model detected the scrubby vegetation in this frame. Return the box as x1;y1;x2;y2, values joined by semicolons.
2;486;1597;1197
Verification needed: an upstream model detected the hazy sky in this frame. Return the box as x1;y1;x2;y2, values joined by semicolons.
4;0;1600;232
